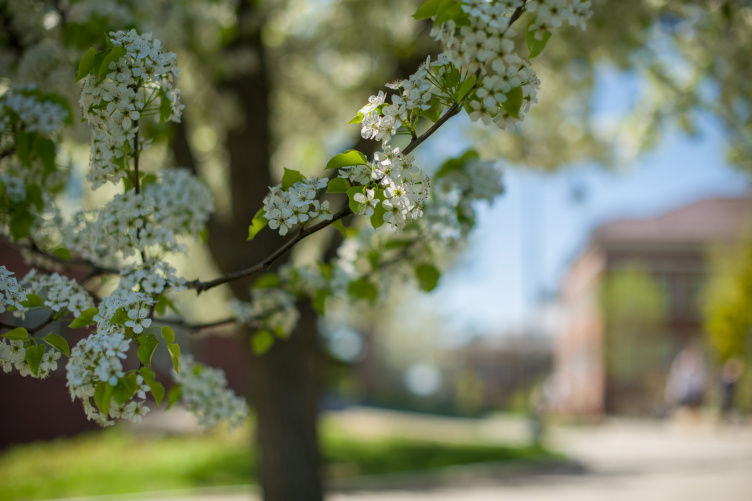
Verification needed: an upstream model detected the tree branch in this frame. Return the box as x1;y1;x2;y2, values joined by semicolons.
0;236;119;276
187;206;353;293
0;314;60;335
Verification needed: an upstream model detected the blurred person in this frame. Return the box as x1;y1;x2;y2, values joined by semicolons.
720;357;745;425
665;343;708;423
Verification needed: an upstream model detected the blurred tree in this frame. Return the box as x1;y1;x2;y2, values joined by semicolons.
601;265;667;413
704;242;752;362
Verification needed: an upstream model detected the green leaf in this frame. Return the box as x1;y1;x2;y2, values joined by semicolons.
368;188;387;230
281;168;307;191
414;0;447;19
51;247;72;261
161;326;175;345
435;149;479;179
331;219;348;237
325;150;368;170
26;184;44;211
76;48;98;81
455;74;477;101
25;344;46;377
140;173;158;187
34;137;56;174
384;238;413;249
154;294;180;316
10;210;35;240
2;327;28;341
21;294;44;308
526;28;552;59
199;227;209;243
137;334;159;366
94;382;113;419
15;132;34;167
501;86;523;119
98;46;126;81
158;87;172;124
113;373;138;405
44;332;70;357
167;343;180;373
45;93;74;125
415;263;441;292
68;307;98;328
348;278;379;303
435;0;467;25
370;203;386;229
254;273;281;288
348;112;364;124
313;288;330;315
421;99;443;123
347;186;366;214
327;178;351;193
252;329;274;355
247;208;268;241
139;367;165;407
166;385;182;409
109;308;129;325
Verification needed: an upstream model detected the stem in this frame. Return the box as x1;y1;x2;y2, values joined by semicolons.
0;236;119;276
0;315;60;335
133;122;140;195
133;121;149;263
188;206;353;293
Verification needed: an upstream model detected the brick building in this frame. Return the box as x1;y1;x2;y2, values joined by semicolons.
553;196;752;416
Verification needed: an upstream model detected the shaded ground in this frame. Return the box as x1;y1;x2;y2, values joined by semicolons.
10;409;752;501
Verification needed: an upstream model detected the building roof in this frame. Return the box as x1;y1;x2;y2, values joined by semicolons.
592;196;752;246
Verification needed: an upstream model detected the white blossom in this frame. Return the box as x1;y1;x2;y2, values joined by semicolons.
173;355;249;430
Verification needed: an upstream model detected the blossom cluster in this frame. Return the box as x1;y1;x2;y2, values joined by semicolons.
229;288;299;337
66;329;150;426
527;0;593;36
173;355;249;429
0;266;28;314
263;177;332;236
339;147;430;230
0;338;62;378
279;263;327;296
119;260;186;296
428;158;505;239
0;86;69;214
64;169;213;262
0;85;69;136
93;290;154;334
22;270;94;318
359;59;438;148
0;339;60;379
79;30;182;189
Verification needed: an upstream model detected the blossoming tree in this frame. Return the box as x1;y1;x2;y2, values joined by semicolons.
0;1;599;499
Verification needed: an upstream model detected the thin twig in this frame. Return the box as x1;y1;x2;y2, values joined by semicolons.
187;206;353;293
0;315;60;335
0;236;120;275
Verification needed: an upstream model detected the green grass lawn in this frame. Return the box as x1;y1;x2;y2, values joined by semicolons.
0;422;560;500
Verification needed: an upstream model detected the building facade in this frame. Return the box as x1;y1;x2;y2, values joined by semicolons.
554;197;752;416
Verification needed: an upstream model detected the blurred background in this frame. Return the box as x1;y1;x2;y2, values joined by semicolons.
2;0;752;500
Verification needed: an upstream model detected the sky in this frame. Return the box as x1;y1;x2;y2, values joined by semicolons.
415;69;751;340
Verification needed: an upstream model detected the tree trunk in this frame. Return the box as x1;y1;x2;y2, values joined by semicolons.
250;302;323;500
169;6;433;499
